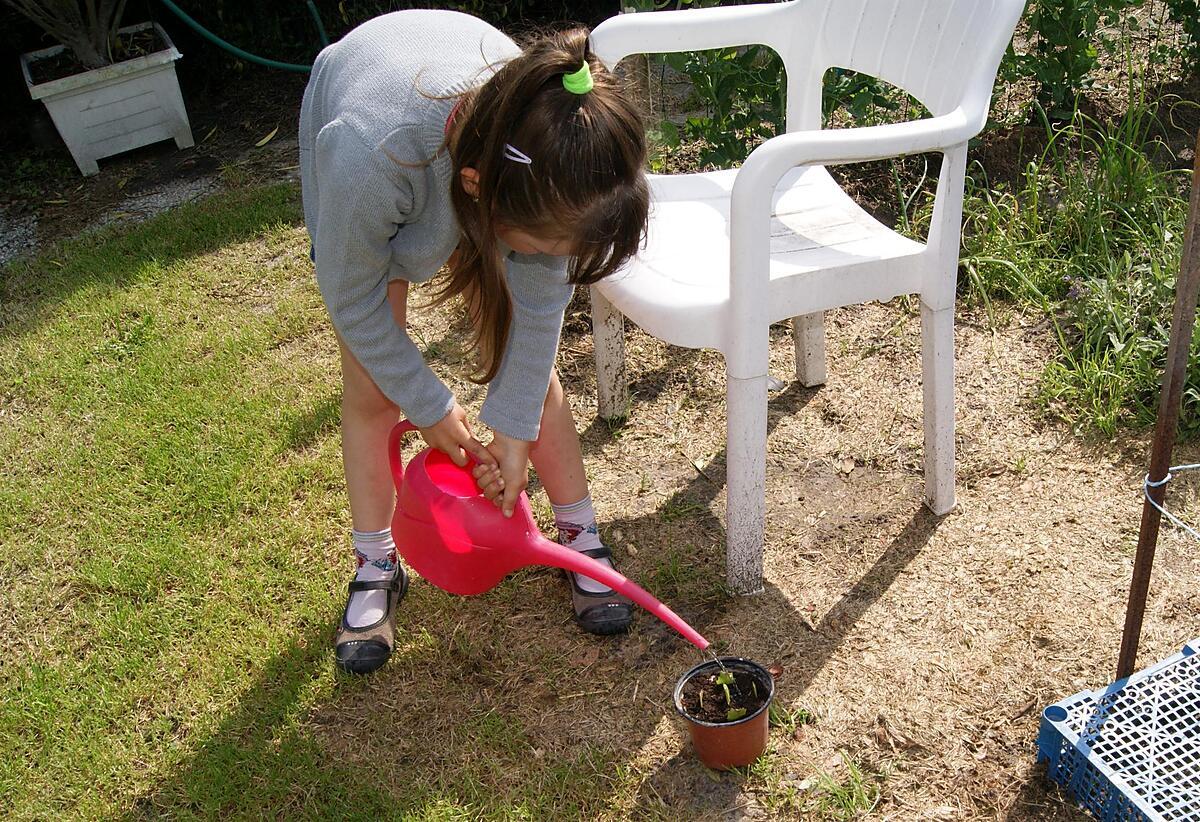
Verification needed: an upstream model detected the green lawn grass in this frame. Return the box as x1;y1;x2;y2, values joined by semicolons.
0;185;632;819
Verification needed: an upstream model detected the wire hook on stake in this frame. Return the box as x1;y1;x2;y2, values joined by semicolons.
1143;464;1200;542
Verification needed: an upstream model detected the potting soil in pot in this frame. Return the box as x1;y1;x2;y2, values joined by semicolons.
679;668;769;723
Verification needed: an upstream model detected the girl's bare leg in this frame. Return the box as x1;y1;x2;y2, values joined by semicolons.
530;372;629;620
338;281;409;530
528;370;588;507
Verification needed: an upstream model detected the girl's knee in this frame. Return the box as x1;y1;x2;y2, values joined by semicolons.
342;376;397;420
337;335;398;420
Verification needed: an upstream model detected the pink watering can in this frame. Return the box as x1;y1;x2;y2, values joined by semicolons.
387;420;709;649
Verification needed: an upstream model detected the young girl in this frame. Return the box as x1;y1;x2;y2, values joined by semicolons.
299;9;650;674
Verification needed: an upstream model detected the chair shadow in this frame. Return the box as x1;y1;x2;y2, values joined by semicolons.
622;508;940;817
570;375;944;815
0;184;303;342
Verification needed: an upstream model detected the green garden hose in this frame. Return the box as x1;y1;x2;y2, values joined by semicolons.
157;0;328;73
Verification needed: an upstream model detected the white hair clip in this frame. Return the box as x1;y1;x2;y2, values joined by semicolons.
503;143;533;165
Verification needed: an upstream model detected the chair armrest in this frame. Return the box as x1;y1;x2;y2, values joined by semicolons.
723;109;976;378
589;3;790;68
733;109;975;212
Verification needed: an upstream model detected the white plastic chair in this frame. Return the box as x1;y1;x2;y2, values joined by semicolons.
588;0;1025;594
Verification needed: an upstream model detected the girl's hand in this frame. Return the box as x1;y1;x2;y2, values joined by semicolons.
419;403;495;468
473;430;530;517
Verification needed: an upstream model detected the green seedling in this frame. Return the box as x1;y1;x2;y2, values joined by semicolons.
713;669;749;721
716;669;735;707
768;704;816;732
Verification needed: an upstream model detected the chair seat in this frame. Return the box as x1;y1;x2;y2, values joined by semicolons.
595;165;926;352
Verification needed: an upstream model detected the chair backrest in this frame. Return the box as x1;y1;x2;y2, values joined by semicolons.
779;0;1025;132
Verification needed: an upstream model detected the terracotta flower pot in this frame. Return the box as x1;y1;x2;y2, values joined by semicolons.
673;657;775;769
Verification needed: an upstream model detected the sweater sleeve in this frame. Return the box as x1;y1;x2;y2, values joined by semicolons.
311;119;455;428
479;254;574;441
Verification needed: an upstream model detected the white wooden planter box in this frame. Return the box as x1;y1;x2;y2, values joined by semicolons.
20;22;194;176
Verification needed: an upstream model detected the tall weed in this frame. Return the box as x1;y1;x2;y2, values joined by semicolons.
953;101;1183;304
1043;254;1200;435
943;101;1195;434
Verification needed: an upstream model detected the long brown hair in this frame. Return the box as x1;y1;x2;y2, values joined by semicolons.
437;26;649;384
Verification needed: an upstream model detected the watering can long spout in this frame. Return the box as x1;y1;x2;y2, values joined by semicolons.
526;536;710;649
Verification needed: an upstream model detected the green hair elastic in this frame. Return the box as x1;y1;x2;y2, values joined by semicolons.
562;60;594;94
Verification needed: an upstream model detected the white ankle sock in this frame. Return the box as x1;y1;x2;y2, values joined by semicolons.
347;527;397;629
552;495;613;594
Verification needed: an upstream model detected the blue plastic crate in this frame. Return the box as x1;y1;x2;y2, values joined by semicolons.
1037;638;1200;821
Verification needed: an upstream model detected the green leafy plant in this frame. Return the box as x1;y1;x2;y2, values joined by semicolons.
943;99;1183;304
659;44;785;168
916;97;1195;436
1043;253;1200;436
1000;0;1143;118
645;0;917;169
814;753;883;820
822;68;901;125
768;704;815;732
1162;0;1200;69
656;48;912;168
713;669;747;721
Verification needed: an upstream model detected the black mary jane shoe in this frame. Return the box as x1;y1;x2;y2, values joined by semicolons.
568;545;634;636
334;566;408;675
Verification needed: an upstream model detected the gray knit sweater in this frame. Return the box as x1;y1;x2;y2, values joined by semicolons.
299;10;573;441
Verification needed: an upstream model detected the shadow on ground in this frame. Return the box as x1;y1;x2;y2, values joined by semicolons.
1001;768;1090;821
0;184;303;342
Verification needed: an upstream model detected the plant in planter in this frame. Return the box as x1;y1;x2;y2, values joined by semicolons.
674;657;775;770
9;0;194;175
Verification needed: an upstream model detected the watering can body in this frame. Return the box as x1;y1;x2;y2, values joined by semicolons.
387;420;709;649
389;422;542;595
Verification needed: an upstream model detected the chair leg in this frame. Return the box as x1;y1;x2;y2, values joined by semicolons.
590;286;629;420
920;301;956;514
793;311;827;387
726;372;767;595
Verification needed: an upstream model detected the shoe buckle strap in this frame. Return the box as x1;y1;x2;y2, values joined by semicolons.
576;544;612;561
348;577;400;594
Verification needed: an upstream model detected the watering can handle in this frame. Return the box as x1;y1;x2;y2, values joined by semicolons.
387;419;420;495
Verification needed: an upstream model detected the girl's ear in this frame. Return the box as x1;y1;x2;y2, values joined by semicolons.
460;168;480;198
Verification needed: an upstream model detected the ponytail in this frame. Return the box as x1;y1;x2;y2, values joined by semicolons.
432;26;649;384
